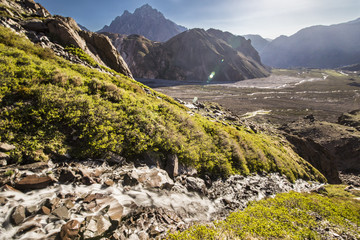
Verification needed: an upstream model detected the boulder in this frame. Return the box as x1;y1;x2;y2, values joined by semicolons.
59;220;81;240
52;206;70;220
183;176;207;195
11;206;26;225
136;167;174;188
15;175;55;190
0;142;15;152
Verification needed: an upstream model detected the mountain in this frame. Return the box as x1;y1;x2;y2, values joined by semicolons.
98;4;187;42
260;18;360;68
78;23;90;31
105;29;269;81
243;34;270;53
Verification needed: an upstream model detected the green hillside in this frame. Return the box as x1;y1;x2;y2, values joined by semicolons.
0;26;325;182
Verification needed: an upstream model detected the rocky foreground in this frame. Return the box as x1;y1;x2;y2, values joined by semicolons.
0;155;322;240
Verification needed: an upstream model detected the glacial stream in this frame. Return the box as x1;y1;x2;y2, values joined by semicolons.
0;162;323;239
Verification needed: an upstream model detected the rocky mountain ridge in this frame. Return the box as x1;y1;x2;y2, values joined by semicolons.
105;28;269;81
260;18;360;68
0;0;132;78
99;4;187;42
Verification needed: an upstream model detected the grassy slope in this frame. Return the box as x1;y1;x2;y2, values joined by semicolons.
169;185;360;239
0;26;325;181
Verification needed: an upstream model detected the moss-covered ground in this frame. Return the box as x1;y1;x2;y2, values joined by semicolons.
168;185;360;239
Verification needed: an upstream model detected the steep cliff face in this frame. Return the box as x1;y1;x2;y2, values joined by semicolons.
106;29;269;81
99;4;187;42
0;0;132;78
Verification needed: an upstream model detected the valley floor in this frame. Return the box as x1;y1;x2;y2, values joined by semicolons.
138;69;360;124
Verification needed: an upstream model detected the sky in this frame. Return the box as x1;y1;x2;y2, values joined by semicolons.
36;0;360;39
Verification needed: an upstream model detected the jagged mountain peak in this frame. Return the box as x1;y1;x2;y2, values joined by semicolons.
98;4;187;42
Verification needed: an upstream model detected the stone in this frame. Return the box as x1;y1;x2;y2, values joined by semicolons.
82;215;112;239
95;197;124;223
137;167;174;188
58;169;76;183
25;205;38;216
44;197;61;211
122;173;139;186
11;205;26;225
83;193;104;203
52;206;70;220
59;219;81;240
0;142;15;152
64;199;75;209
165;154;178;178
104;179;114;186
0;159;7;166
184;176;207;195
0;197;7;206
15;175;55;190
0;152;10;161
41;206;51;215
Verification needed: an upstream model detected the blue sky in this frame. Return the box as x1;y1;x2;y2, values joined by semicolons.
36;0;360;39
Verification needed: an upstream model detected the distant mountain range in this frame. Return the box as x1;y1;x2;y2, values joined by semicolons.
105;28;269;81
260;18;360;69
98;4;187;42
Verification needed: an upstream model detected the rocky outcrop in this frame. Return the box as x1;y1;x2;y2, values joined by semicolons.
280;115;360;182
0;0;133;78
106;28;269;81
98;4;187;42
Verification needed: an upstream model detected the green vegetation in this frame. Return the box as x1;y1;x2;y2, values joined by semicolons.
64;45;98;67
0;26;326;181
168;190;360;239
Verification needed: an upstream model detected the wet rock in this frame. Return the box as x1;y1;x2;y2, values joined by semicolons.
0;142;15;152
104;179;114;186
52;206;70;220
123;173;139;186
96;197;124;223
165;154;178;179
81;215;112;239
137;167;174;188
58;169;76;183
183;176;207;195
15;175;55;190
44;197;61;211
11;205;26;225
83;193;105;203
0;197;7;206
41;206;51;215
25;205;38;216
64;199;75;209
16;221;42;236
59;219;81;240
17;162;49;171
